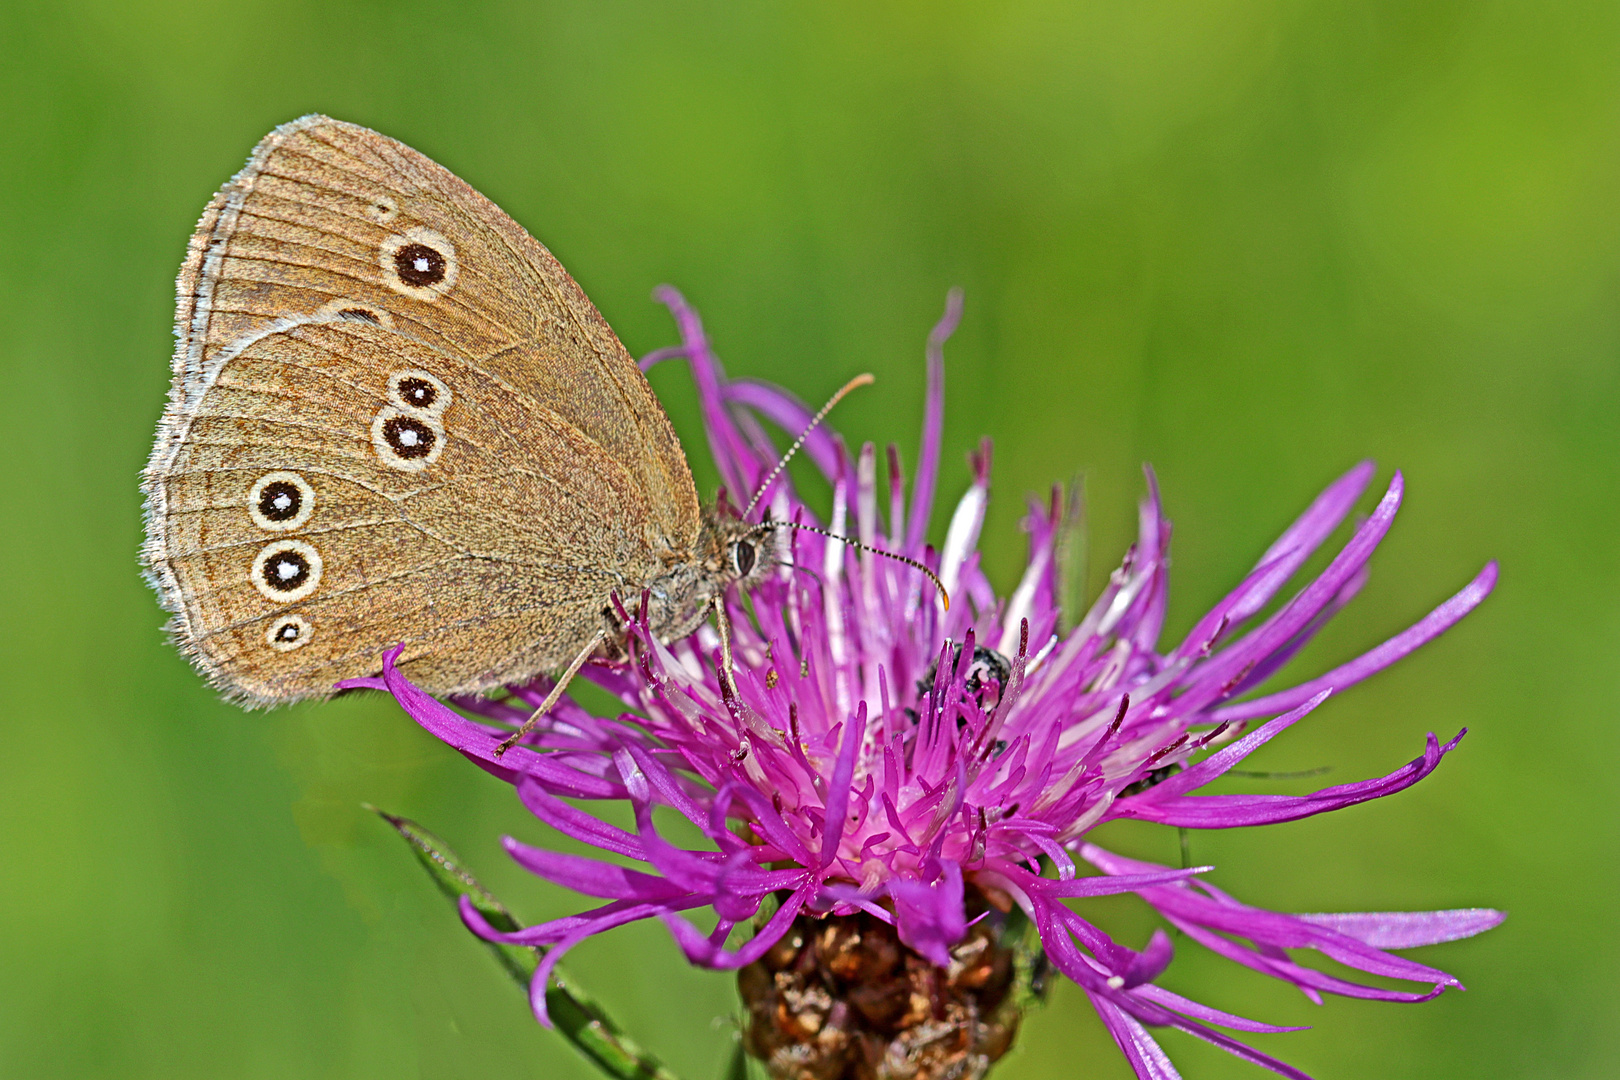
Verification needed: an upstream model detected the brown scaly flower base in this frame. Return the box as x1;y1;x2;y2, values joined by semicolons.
738;888;1038;1080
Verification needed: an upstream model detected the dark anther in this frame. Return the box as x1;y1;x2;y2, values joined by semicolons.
396;376;437;408
383;415;435;459
394;242;447;286
257;480;301;522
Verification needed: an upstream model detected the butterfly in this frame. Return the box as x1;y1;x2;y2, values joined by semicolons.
142;115;778;723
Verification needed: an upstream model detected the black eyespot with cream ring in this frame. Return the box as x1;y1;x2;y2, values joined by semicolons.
384;415;434;458
397;377;437;408
380;227;458;301
729;539;757;578
394;244;445;287
251;540;323;603
263;550;309;590
370;407;445;471
247;471;315;531
258;481;301;521
266;614;313;652
386;369;451;417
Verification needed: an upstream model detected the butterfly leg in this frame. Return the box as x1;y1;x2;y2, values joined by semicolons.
711;593;738;699
493;630;608;758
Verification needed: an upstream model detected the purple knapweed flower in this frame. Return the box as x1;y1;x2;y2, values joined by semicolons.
349;288;1503;1080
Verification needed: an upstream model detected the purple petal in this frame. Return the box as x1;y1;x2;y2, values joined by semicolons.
661;881;816;970
637;344;686;371
1127;691;1332;800
1113;730;1464;829
653;285;757;497
461;893;681;949
1179;472;1406;714
905;289;962;553
1131;984;1308;1034
1123;930;1175;988
982;858;1212;899
1228;461;1377;624
1169;917;1448;1004
501;838;685;901
621;740;719;836
1081;845;1472;991
1087;994;1184;1080
515;777;648;860
1213;562;1498;722
820;702;868;870
1126;467;1170;653
1164;1013;1315;1080
345;649;623;798
522;896;693;1028
1294;908;1506;948
889;860;966;968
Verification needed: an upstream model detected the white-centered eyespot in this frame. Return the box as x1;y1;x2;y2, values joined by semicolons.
370;406;444;472
251;539;323;603
387;369;451;417
380;226;458;301
247;471;315;532
265;614;313;652
313;298;395;328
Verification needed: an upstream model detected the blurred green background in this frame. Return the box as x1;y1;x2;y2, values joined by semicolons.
2;2;1614;1077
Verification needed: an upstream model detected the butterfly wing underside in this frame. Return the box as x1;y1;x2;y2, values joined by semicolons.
143;115;700;703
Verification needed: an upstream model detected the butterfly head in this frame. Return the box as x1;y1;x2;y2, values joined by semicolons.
701;511;778;591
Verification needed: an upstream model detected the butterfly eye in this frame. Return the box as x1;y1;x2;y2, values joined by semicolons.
728;539;756;578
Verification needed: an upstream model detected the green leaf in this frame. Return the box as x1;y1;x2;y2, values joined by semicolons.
370;806;686;1080
723;1041;749;1080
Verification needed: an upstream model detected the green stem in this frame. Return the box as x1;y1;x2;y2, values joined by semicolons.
370;806;686;1080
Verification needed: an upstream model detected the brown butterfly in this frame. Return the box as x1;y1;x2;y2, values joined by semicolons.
142;115;780;725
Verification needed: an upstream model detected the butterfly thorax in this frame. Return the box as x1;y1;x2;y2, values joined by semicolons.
616;511;774;648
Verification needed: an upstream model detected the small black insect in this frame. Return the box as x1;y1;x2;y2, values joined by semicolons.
917;642;1012;710
1119;764;1181;798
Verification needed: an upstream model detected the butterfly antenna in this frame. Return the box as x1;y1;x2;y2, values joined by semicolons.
741;373;875;520
751;518;950;611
